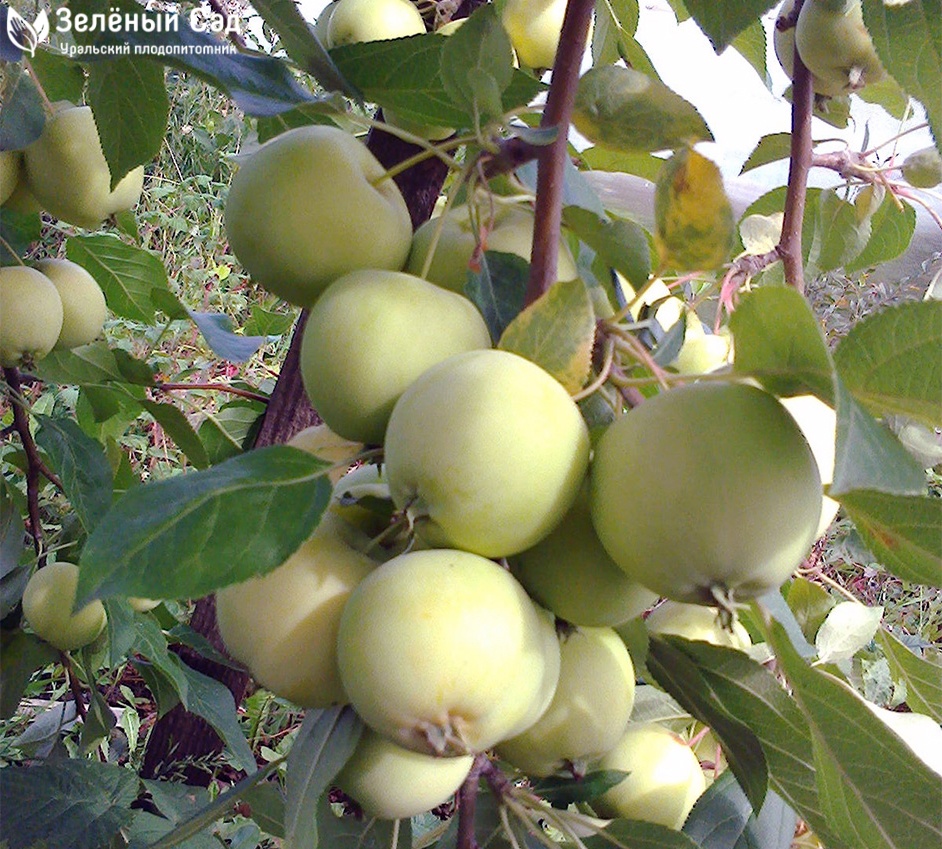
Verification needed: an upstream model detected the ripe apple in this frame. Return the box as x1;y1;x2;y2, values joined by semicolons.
336;548;561;755
901;146;942;189
384;349;591;557
795;0;885;98
335;728;474;819
406;202;578;293
510;491;657;627
497;626;636;776
300;270;491;445
287;422;363;485
22;562;107;652
501;0;582;69
644;601;751;650
0;266;64;367
224;125;413;307
326;0;425;48
24;104;144;229
779;394;840;538
33;259;108;350
593;722;707;829
591;382;822;604
216;513;378;707
0;150;21;206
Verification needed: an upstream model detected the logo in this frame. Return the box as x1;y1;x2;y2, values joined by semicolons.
6;6;49;56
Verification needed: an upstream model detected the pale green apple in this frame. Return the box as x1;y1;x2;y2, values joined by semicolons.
773;0;835;96
336;728;474;818
224;125;412;307
300;269;491;444
34;259;108;350
593;722;707;829
591;383;821;604
337;548;561;755
645;601;751;650
287;422;363;485
384;349;591;558
216;513;377;707
501;0;582;69
497;626;636;776
672;313;731;375
901;146;942;189
0;266;64;367
326;0;425;48
22;562;107;652
0;150;21;206
312;0;339;44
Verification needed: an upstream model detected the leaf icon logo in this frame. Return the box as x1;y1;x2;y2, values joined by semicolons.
7;7;49;57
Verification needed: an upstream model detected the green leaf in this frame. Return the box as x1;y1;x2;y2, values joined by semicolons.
314;795;411;849
28;48;86;104
256;103;342;144
531;771;628;807
584;818;702;848
35;341;130;385
0;759;139;849
807;187;875;274
573;65;713;152
857;75;913;120
138;400;211;470
239;781;286;839
244;305;296;338
0;631;57;720
786;577;837;644
498;278;595;393
577;146;666;182
740;132;792;174
66;234;180;324
592;0;659;76
0;64;45;150
465;251;530;344
0;208;42;266
34;415;113;533
0;485;29;620
875;629;942;722
834;300;942;429
740;186;821;260
285;707;363;849
133;780;217;849
683;0;779;53
862;0;942;153
846;195;917;273
768;619;942;849
732;18;771;90
730;287;835;400
188;311;266;363
86;58;168;188
563;206;652;290
837;490;942;587
198;401;265;465
76;446;331;604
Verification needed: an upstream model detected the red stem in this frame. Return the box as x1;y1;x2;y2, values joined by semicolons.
154;382;269;404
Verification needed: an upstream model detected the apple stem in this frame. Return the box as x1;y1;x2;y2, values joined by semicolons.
61;651;89;722
525;0;596;307
456;754;488;849
153;382;270;404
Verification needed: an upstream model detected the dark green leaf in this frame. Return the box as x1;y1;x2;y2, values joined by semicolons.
239;781;286;839
315;795;411;849
846;195;917;273
198;401;266;465
28;47;86;104
0;64;45;150
103;597;138;667
785;577;836;645
0;631;57;720
807;187;874;274
0;207;42;265
564;206;651;290
683;0;779;53
584;818;702;848
740;133;792;174
35;342;129;385
136;401;209;470
77;446;331;604
243;305;296;338
188;310;266;363
732;19;770;90
256;102;342;144
531;770;628;807
0;485;29;620
875;629;942;722
465;251;530;344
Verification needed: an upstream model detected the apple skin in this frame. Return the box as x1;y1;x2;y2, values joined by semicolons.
0;266;64;367
773;0;834;96
337;548;561;755
128;597;161;612
645;601;751;650
497;626;636;777
216;513;377;707
0;150;21;206
326;0;425;48
24;104;144;229
384;349;591;558
33;259;108;350
22;562;108;652
593;722;707;829
501;0;570;69
901;146;942;189
591;382;822;604
510;491;657;627
672;315;731;375
224;125;413;307
300;270;491;445
287;422;363;485
335;728;474;819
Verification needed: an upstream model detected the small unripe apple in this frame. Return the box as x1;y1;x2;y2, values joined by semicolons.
335;728;474;818
773;0;834;96
1;170;42;215
300;270;491;444
33;259;108;350
225;126;412;307
0;150;22;206
384;349;591;558
326;0;425;48
645;601;751;650
0;266;64;367
22;562;108;652
901;146;942;189
128;597;161;612
672;314;731;375
337;548;561;755
497;626;636;777
287;422;363;485
501;0;588;69
593;722;706;829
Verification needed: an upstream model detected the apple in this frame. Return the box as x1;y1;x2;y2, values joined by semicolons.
406;201;578;293
336;548;561;755
901;146;942;189
216;513;377;707
24;104;144;229
384;349;591;558
312;0;339;44
326;0;425;48
300;270;491;445
287;422;364;485
795;0;885;98
779;394;840;538
22;562;108;652
0;266;64;367
335;728;474;818
593;722;707;829
501;0;586;70
1;167;42;215
224;125;413;307
644;601;751;650
497;626;636;777
672;314;731;375
773;0;836;96
33;259;108;350
0;150;21;206
128;597;161;612
328;463;395;540
591;382;822;604
510;491;657;627
617;275;684;331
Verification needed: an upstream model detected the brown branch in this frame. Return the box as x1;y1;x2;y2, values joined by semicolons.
153;382;270;404
61;652;89;721
456;754;488;849
527;0;596;307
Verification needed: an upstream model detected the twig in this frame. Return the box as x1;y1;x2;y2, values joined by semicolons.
456;754;487;849
526;0;596;306
61;652;89;721
153;382;270;404
204;0;247;50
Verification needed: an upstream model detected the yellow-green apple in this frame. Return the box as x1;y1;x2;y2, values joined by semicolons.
501;0;587;69
224;125;412;307
0;150;21;206
0;266;64;367
901;146;942;189
287;422;363;485
33;258;108;350
326;0;425;48
645;601;751;650
22;562;107;652
672;313;731;375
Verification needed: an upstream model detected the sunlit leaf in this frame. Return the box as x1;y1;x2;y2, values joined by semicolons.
875;629;942;723
815;602;883;665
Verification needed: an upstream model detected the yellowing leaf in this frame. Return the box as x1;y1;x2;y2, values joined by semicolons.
498;278;595;394
654;148;736;272
740;212;783;255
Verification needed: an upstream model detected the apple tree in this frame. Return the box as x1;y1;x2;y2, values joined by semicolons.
1;1;940;847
